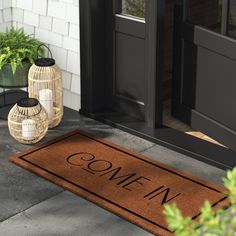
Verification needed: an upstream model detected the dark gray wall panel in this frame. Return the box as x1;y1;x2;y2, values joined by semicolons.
182;40;197;109
195;46;236;131
80;0;106;113
115;32;145;104
194;26;236;60
192;110;236;152
115;16;145;39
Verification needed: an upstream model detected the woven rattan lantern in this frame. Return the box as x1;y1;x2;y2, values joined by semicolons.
8;98;48;144
28;45;63;128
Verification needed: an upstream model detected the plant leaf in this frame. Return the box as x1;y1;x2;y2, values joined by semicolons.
0;26;45;74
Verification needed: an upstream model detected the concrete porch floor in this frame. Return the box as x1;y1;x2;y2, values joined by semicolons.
0;107;227;236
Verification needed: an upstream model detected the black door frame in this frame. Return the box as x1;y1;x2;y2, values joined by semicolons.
79;0;236;170
173;0;236;152
80;0;164;128
172;0;233;124
105;1;147;122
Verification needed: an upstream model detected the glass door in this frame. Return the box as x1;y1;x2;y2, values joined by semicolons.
121;0;145;19
105;0;146;120
172;0;236;151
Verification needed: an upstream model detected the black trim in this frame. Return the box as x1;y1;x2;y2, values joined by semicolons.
172;4;195;125
80;0;164;127
192;195;228;220
34;58;55;67
79;0;106;113
145;0;164;127
17;130;228;234
17;98;38;107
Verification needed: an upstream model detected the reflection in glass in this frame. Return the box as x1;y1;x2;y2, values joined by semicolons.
187;0;222;33
229;0;236;39
122;0;145;19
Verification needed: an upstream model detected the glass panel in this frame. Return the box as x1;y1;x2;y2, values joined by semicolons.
228;0;236;39
122;0;145;19
186;0;222;33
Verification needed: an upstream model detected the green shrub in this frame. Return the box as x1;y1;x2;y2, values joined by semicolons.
0;27;44;74
164;167;236;236
125;0;145;18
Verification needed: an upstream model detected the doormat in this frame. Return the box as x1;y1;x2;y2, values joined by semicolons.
10;129;228;236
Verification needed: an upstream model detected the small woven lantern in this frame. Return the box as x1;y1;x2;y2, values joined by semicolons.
8;98;48;144
28;44;63;128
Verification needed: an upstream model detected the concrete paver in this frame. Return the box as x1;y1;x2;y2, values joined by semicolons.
0;191;152;236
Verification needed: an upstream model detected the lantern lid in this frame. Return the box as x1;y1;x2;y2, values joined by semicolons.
34;58;55;67
17;98;39;107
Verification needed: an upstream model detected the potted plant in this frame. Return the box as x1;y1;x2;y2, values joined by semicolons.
125;0;145;18
0;27;44;88
164;167;236;235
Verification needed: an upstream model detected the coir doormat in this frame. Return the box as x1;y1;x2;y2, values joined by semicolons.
10;129;228;236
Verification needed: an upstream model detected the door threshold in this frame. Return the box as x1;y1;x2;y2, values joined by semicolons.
79;109;236;170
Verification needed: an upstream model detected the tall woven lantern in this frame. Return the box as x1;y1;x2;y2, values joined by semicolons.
28;45;63;128
8;98;48;144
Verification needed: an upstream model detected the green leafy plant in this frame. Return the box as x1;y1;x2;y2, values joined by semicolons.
164;167;236;236
0;27;44;74
124;0;145;18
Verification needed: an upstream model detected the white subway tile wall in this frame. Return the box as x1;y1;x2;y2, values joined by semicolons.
39;15;52;30
0;11;2;24
62;70;72;90
67;50;80;75
35;28;49;43
12;8;24;22
18;22;35;34
66;4;79;24
69;23;79;39
61;0;74;4
2;0;11;9
53;18;69;35
63;36;79;52
74;0;79;7
49;45;68;70
0;5;10;27
24;11;39;27
33;0;47;15
48;1;67;20
48;31;63;47
0;0;80;111
71;74;80;94
3;8;11;22
12;0;17;8
63;89;81;111
17;0;33;11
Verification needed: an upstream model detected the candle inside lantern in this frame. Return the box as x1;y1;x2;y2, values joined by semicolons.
39;89;53;123
22;119;36;140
